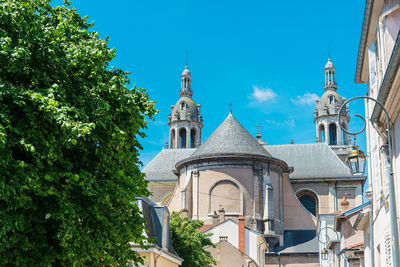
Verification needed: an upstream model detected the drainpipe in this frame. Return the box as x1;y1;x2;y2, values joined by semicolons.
366;98;375;267
334;181;338;212
277;252;281;267
369;208;375;267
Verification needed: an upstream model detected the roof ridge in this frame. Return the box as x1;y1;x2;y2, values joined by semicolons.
192;113;271;158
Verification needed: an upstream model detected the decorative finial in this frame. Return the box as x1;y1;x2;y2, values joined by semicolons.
228;103;232;114
165;141;169;149
185;49;188;66
256;123;262;139
290;139;294;144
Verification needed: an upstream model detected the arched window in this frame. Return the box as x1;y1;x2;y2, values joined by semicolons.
170;129;175;148
319;125;325;143
209;180;240;213
179;128;187;148
329;123;337;145
296;190;318;216
181;102;185;110
190;129;196;148
329;95;334;104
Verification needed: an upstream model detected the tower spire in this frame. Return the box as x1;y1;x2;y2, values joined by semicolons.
169;63;202;149
180;64;192;97
323;57;338;91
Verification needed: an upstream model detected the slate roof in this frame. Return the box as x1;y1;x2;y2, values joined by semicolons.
272;230;319;254
143;148;196;181
339;201;370;217
136;197;181;259
265;143;353;179
191;113;272;158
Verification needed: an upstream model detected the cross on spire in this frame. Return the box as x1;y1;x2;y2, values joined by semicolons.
256;122;262;139
256;123;262;134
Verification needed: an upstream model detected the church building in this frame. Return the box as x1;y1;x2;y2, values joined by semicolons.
142;59;366;266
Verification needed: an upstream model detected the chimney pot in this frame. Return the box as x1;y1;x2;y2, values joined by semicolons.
212;211;219;225
238;215;245;253
218;207;225;223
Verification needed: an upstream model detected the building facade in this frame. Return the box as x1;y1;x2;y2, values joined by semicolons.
143;61;366;266
354;0;400;266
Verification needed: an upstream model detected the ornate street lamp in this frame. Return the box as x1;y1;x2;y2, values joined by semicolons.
338;96;400;267
321;248;329;261
346;141;366;176
317;226;340;267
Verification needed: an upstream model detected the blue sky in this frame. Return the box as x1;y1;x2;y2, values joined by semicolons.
59;0;368;170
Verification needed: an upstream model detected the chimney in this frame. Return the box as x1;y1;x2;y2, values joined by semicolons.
341;195;349;211
181;208;189;218
218;207;225;223
212;211;219;225
238;215;245;253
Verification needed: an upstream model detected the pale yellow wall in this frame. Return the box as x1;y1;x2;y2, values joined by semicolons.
167;178;181;212
139;251;180;267
282;174;317;230
148;182;176;204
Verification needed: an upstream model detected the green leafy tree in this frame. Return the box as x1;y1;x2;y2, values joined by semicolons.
0;0;156;266
170;211;216;267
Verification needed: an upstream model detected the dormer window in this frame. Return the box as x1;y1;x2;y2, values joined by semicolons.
329;95;334;104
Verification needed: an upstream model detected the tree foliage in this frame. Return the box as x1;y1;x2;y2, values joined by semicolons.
0;0;156;266
170;211;216;267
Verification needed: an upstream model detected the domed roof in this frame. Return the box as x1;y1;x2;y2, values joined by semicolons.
191;113;271;158
171;96;199;122
316;90;344;116
181;65;191;76
324;58;334;69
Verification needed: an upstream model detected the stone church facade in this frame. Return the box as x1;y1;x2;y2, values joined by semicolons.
143;59;366;266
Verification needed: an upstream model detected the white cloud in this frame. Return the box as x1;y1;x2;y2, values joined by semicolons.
291;93;319;105
249;86;277;103
152;120;167;126
264;119;295;128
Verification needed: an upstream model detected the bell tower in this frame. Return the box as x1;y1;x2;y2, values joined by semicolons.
168;65;202;149
314;58;352;157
